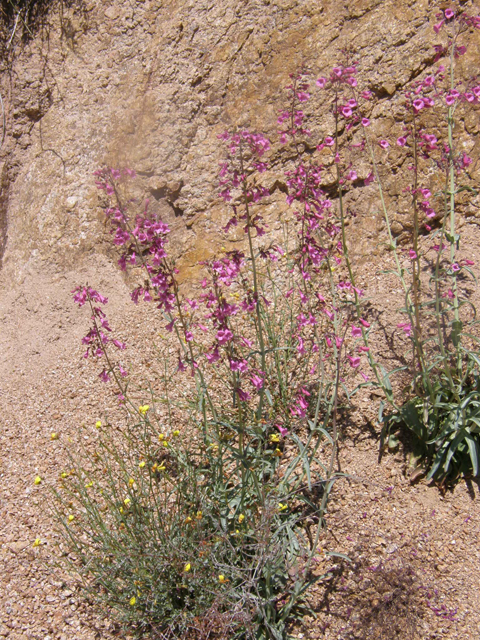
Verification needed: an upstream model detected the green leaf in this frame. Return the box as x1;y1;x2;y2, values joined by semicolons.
465;434;479;476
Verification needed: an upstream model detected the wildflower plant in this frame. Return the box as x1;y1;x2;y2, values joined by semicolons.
53;5;480;639
304;5;480;483
56;124;359;636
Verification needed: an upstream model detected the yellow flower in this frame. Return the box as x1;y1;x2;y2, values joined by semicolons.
162;440;168;447
184;563;191;573
278;503;288;512
158;464;166;472
85;481;93;488
139;461;146;469
158;433;165;441
119;507;124;514
34;476;42;485
129;596;136;606
172;430;180;437
152;463;158;472
128;478;134;487
196;511;203;520
138;405;150;416
95;421;102;429
238;514;245;524
33;538;41;548
68;514;74;522
50;433;58;440
269;434;280;443
184;516;193;524
218;574;227;584
124;498;131;506
274;448;283;457
60;472;68;479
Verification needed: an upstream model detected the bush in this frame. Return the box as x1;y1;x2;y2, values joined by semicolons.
53;4;480;638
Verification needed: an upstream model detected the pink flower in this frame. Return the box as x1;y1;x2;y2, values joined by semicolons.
359;318;370;328
342;106;352;118
347;356;361;368
465;260;475;266
444;8;454;19
177;359;187;372
361;118;370;127
217;328;234;344
324;136;335;146
230;359;248;373
346;170;357;181
118;364;128;377
409;249;418;260
206;347;220;363
397;322;412;337
433;19;444;33
99;369;110;383
165;318;176;332
451;263;460;272
250;374;264;390
316;77;327;88
379;139;390;149
413;98;424;112
351;325;362;337
277;424;289;437
397;136;407;147
236;388;251;402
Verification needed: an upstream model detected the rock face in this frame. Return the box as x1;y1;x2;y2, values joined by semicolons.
0;0;479;283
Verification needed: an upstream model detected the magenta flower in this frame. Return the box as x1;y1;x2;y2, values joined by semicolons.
230;359;248;373
397;322;412;337
351;325;362;338
361;118;370;127
165;318;176;332
277;424;289;437
465;260;475;266
216;328;234;344
409;249;418;260
451;263;460;272
99;369;110;383
433;19;444;33
413;98;424;112
359;318;370;328
316;77;327;88
206;347;220;364
341;106;352;118
250;374;264;390
324;136;335;146
347;356;361;368
397;136;407;147
236;388;251;402
444;8;454;19
379;139;390;149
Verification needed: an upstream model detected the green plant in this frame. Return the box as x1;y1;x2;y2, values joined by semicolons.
381;349;480;482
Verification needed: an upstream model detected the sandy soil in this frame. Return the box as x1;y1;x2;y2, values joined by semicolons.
1;222;480;640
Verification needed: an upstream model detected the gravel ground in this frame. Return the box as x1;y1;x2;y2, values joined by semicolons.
1;226;480;639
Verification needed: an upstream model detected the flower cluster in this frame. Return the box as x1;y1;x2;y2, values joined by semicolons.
72;286;127;383
278;70;311;143
94;167;175;313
